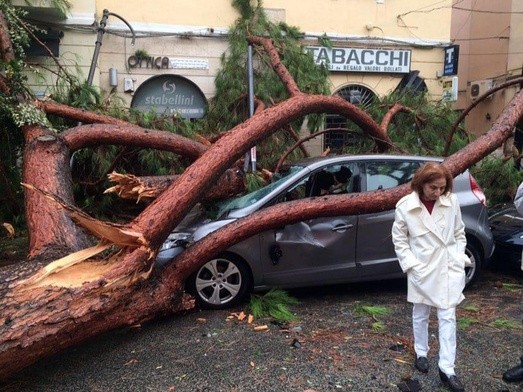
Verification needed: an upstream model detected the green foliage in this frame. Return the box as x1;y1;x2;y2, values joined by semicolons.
353;303;388;331
340;91;521;207
133;49;150;59
491;318;522;330
49;0;71;18
317;33;332;49
462;304;480;312
469;156;523;206
354;303;389;320
245;172;267;193
11;102;51;128
248;289;299;322
500;282;522;292
457;317;479;329
371;321;386;332
344;91;469;157
2;0;518;226
205;0;330;170
0;2;37;228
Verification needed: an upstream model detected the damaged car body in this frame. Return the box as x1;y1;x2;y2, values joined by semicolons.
157;155;494;309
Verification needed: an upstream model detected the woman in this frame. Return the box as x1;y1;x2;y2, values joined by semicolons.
392;162;469;392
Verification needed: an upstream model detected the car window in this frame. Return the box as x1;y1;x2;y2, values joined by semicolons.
282;162;357;201
365;161;421;191
216;165;303;218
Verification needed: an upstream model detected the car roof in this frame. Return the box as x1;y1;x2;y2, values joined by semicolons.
285;154;443;171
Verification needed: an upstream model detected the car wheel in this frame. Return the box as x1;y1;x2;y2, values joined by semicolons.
465;242;482;287
187;253;252;309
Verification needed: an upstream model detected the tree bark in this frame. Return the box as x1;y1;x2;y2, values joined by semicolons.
23;126;93;259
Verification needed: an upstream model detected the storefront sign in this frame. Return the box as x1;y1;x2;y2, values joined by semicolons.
442;76;458;102
128;56;209;70
131;75;207;119
443;45;459;76
306;46;411;73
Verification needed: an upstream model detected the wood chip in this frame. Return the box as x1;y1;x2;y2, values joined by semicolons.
254;325;268;331
247;314;254;324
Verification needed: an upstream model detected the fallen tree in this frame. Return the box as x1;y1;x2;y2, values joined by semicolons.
1;8;523;381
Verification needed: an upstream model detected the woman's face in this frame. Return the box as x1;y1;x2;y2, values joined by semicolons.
421;177;447;201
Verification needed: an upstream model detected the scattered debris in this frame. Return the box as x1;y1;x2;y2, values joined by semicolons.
389;343;406;352
254;325;269;332
291;338;302;348
2;223;15;238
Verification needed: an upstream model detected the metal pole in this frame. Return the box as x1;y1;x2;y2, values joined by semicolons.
86;9;136;87
73;10;136;167
247;44;256;172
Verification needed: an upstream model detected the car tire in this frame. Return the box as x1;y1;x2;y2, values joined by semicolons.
186;253;252;309
465;242;482;287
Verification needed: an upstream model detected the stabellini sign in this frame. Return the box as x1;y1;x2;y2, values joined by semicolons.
131;75;207;119
306;46;411;74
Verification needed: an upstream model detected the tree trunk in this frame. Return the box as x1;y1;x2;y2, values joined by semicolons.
1;89;522;380
23;126;93;259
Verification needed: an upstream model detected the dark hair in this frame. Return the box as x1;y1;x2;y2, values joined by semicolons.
315;171;335;191
411;162;453;195
334;167;352;183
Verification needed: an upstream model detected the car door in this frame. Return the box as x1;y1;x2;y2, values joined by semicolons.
259;163;359;288
356;159;422;279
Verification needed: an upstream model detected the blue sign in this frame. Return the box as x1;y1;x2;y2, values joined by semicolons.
443;45;459;76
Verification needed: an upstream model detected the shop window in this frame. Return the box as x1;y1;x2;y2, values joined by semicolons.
27;30;62;57
324;84;378;152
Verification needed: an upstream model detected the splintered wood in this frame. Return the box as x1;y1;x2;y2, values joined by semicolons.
227;312;268;331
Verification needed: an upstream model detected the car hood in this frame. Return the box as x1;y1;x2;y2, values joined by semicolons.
190;218;237;242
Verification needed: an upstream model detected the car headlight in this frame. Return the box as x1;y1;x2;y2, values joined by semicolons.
160;232;192;251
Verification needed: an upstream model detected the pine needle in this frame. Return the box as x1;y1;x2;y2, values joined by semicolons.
247;289;299;322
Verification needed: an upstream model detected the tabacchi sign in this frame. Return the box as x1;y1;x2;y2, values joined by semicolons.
306;46;411;73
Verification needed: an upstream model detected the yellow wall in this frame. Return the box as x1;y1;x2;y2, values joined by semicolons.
90;0;452;100
21;0;456;154
96;0;451;40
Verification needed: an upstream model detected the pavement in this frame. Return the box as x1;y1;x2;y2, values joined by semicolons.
1;265;522;392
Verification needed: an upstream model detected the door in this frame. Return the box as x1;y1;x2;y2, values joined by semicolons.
356;159;422;279
260;162;359;287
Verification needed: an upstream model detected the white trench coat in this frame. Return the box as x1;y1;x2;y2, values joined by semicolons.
391;192;470;309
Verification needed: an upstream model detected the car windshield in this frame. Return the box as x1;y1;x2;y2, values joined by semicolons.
216;165;303;218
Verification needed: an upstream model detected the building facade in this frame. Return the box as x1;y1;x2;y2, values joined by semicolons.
16;0;460;154
451;0;523;143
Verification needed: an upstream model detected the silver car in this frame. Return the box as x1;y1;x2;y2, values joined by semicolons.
157;154;495;309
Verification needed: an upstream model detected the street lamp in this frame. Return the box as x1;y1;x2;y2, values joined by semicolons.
86;9;136;86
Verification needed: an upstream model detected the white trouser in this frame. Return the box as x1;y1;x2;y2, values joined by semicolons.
412;303;457;376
